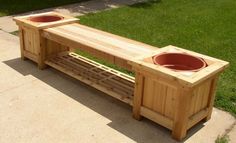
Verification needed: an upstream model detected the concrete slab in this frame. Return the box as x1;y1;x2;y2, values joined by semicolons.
0;62;36;93
229;123;236;143
0;30;20;61
0;16;18;33
185;109;235;143
0;74;177;143
0;0;146;33
0;31;55;93
0;65;235;143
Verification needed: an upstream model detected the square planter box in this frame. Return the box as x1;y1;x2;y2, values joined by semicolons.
13;12;79;68
129;45;229;140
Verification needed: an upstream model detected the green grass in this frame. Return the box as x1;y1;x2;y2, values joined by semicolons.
0;0;88;16
77;0;236;116
10;31;19;36
75;49;135;76
215;135;229;143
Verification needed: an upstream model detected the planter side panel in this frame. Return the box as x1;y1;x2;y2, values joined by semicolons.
142;76;177;120
46;40;68;58
21;27;39;62
23;28;38;55
189;79;212;117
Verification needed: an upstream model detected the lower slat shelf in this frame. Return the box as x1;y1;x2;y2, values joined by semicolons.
45;52;135;105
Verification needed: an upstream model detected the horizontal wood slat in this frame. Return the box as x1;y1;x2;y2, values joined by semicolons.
43;23;157;62
45;52;135;105
140;107;173;130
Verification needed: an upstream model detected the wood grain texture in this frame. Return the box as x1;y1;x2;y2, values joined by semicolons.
140;107;173;130
132;66;225;141
13;11;79;30
22;27;38;55
18;27;26;60
189;79;211;117
172;88;192;141
14;13;229;141
132;72;144;120
205;76;219;121
45;52;135;106
142;77;177;119
129;45;229;87
42;23;157;70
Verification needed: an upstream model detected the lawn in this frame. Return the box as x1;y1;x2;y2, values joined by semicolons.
0;0;88;16
78;0;236;116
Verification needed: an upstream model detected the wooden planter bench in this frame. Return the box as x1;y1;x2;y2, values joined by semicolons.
13;12;229;141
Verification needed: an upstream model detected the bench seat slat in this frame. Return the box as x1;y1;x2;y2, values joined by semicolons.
43;23;158;61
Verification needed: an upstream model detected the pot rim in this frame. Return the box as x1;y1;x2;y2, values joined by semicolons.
28;15;64;23
152;52;207;72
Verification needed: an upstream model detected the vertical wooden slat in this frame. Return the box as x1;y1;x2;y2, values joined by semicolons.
172;88;192;141
143;77;154;109
201;81;211;109
188;80;212;117
152;81;161;113
133;72;144;120
38;30;47;69
164;87;175;119
194;87;201;114
161;85;167;114
198;85;205;111
30;31;34;54
204;76;219;121
23;29;29;51
189;90;196;116
18;27;26;60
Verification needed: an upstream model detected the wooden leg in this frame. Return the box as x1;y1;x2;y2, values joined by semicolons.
38;62;47;70
21;55;27;60
18;27;26;61
133;72;144;120
38;31;47;70
172;88;192;141
204;77;219;121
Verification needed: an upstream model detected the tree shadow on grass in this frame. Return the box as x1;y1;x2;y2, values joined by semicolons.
0;0;89;16
129;0;161;9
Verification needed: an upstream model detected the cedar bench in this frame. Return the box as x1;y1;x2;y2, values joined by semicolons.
14;12;229;141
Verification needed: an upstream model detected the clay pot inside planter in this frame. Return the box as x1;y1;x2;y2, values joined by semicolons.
152;53;207;72
29;15;63;23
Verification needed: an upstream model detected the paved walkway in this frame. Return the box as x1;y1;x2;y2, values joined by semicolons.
0;0;146;33
0;0;235;142
228;123;236;142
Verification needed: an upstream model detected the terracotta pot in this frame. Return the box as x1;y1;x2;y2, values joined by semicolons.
152;53;207;72
29;15;63;23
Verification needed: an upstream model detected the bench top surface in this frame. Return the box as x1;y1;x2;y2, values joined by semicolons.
44;23;158;60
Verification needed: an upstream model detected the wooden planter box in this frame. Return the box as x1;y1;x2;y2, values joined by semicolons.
13;12;79;69
129;45;229;140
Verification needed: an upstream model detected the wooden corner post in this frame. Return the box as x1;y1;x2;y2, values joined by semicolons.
18;27;26;60
37;30;47;69
204;76;219;121
133;72;144;120
172;87;192;141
